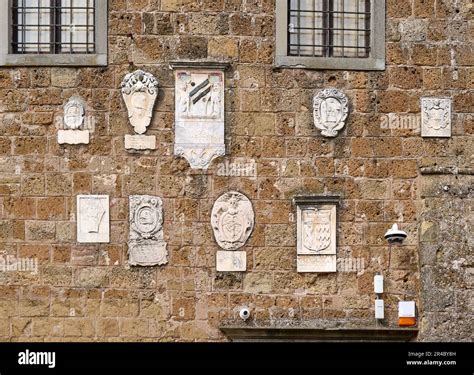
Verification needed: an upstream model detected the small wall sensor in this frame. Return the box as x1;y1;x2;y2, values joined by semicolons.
374;274;384;294
375;299;384;320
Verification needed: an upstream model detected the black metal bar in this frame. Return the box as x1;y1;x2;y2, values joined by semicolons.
328;0;334;57
341;0;344;57
365;0;370;57
297;0;301;56
21;0;26;53
11;0;18;53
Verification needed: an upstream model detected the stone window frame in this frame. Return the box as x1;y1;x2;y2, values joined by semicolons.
275;0;385;71
0;0;108;67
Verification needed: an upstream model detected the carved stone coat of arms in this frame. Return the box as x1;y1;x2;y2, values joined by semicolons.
421;98;451;137
121;70;159;135
211;191;254;251
171;63;227;170
313;88;349;138
128;195;168;266
295;197;338;273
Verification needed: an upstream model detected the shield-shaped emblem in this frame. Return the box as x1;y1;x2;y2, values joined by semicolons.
302;209;331;252
220;210;246;243
211;191;255;250
313;88;349;137
425;100;448;130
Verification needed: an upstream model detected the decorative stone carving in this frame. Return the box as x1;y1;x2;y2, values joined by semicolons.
128;195;168;266
171;62;228;169
421;98;451;137
57;97;90;145
211;191;254;251
76;195;109;243
295;196;339;273
313;88;349;137
121;70;159;150
211;191;254;272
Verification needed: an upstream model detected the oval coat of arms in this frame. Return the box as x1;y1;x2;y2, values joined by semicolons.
211;191;255;250
313;88;349;137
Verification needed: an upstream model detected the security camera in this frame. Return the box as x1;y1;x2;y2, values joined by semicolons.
239;307;250;321
384;224;407;244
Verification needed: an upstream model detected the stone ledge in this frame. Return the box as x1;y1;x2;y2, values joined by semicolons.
220;326;418;342
169;60;231;70
420;166;474;175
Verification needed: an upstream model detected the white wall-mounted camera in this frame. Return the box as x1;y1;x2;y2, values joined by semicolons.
239;307;250;321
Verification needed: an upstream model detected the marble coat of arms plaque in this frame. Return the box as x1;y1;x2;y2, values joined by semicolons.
128;195;168;266
421;98;452;137
295;196;339;273
211;191;254;271
121;70;159;150
170;62;229;169
313;88;349;138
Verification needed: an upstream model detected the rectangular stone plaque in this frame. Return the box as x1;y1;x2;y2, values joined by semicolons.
128;195;168;266
76;195;109;243
295;196;339;273
58;129;90;145
172;64;227;169
296;255;337;273
216;250;246;272
124;134;156;150
421;98;451;138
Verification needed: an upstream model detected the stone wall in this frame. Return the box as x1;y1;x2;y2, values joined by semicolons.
0;0;472;341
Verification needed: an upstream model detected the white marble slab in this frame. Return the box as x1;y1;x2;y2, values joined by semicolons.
76;195;109;243
216;250;246;272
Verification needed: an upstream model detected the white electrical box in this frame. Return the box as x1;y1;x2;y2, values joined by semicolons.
399;301;416;317
375;299;384;319
374;274;383;294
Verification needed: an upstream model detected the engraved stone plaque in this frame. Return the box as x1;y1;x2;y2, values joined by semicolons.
313;88;349;138
421;98;451;137
128;195;168;266
121;70;159;150
216;251;246;272
124;134;156;150
295;196;339;273
171;62;228;169
58;97;90;145
77;195;109;243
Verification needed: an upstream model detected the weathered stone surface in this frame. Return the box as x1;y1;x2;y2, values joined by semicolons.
0;1;470;342
128;195;168;267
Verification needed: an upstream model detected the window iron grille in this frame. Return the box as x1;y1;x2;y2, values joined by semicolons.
288;0;371;58
11;0;95;54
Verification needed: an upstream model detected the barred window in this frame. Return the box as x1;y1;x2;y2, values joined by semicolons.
12;0;95;54
0;0;107;66
288;0;370;58
276;0;385;70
